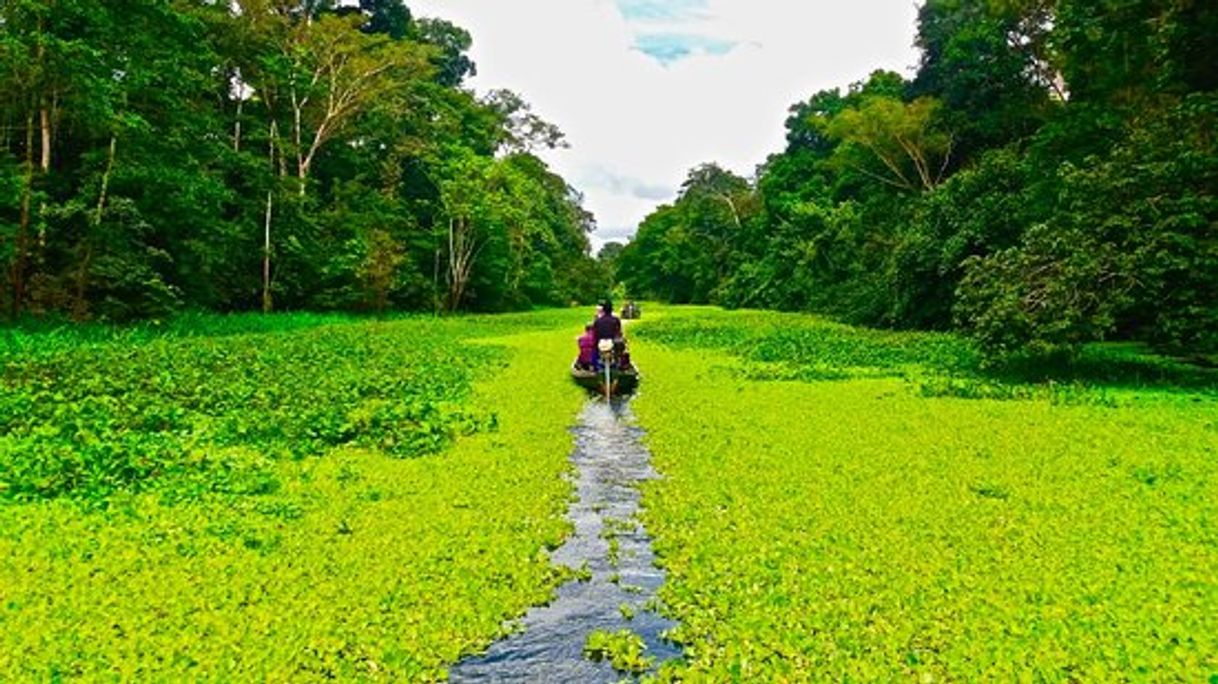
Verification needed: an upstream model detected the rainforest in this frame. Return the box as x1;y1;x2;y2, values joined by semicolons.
2;1;1216;681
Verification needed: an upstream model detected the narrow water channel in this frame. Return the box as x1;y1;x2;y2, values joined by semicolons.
449;399;681;682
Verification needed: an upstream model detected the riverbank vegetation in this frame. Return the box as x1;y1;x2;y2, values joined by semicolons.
4;0;1217;680
631;307;1218;680
0;1;606;321
0;310;590;680
617;1;1217;360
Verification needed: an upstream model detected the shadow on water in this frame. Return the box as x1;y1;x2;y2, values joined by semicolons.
449;398;681;683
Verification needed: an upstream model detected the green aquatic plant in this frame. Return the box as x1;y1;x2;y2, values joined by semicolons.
584;629;653;674
631;305;1218;680
0;310;593;680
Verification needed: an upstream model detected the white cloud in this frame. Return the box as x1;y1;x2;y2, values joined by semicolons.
577;164;673;201
408;0;922;247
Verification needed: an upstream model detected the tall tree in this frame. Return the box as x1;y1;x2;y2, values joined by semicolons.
827;97;954;193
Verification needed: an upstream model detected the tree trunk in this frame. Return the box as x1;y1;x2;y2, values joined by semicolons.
447;217;467;311
446;216;480;312
447;218;460;310
12;111;35;317
291;90;307;197
233;97;243;152
263;189;273;313
75;134;117;314
39;105;51;172
38;91;58;253
261;116;281;314
717;192;743;230
433;238;441;317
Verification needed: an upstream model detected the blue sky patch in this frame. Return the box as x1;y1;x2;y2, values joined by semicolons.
616;0;710;23
634;33;738;65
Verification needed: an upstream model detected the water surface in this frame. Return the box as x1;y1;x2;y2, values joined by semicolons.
449;399;680;682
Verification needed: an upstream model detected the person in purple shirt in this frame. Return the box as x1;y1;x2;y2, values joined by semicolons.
576;324;597;370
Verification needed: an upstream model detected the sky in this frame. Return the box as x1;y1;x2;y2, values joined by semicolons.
408;0;924;248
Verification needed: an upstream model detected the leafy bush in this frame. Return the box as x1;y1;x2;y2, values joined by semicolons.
955;222;1134;356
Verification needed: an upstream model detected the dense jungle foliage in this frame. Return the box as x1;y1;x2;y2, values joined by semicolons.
0;0;607;320
616;0;1218;359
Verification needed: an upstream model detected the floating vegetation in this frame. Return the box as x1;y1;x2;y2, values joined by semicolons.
632;306;1218;680
0;311;591;680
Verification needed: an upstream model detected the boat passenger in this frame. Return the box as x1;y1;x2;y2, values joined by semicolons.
576;325;597;370
593;301;623;341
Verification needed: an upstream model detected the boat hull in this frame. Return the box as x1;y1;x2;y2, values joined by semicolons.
571;365;640;395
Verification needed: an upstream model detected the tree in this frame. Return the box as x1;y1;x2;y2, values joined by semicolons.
358;0;412;40
0;0;112;315
911;0;1056;160
421;125;583;310
784;71;906;157
956;94;1218;355
357;228;406;312
0;0;593;320
827;96;954;193
412;18;476;87
279;13;431;194
617;0;1218;359
598;242;625;268
483;89;567;155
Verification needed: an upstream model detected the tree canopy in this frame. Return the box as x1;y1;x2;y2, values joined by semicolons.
618;0;1218;359
0;0;604;320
